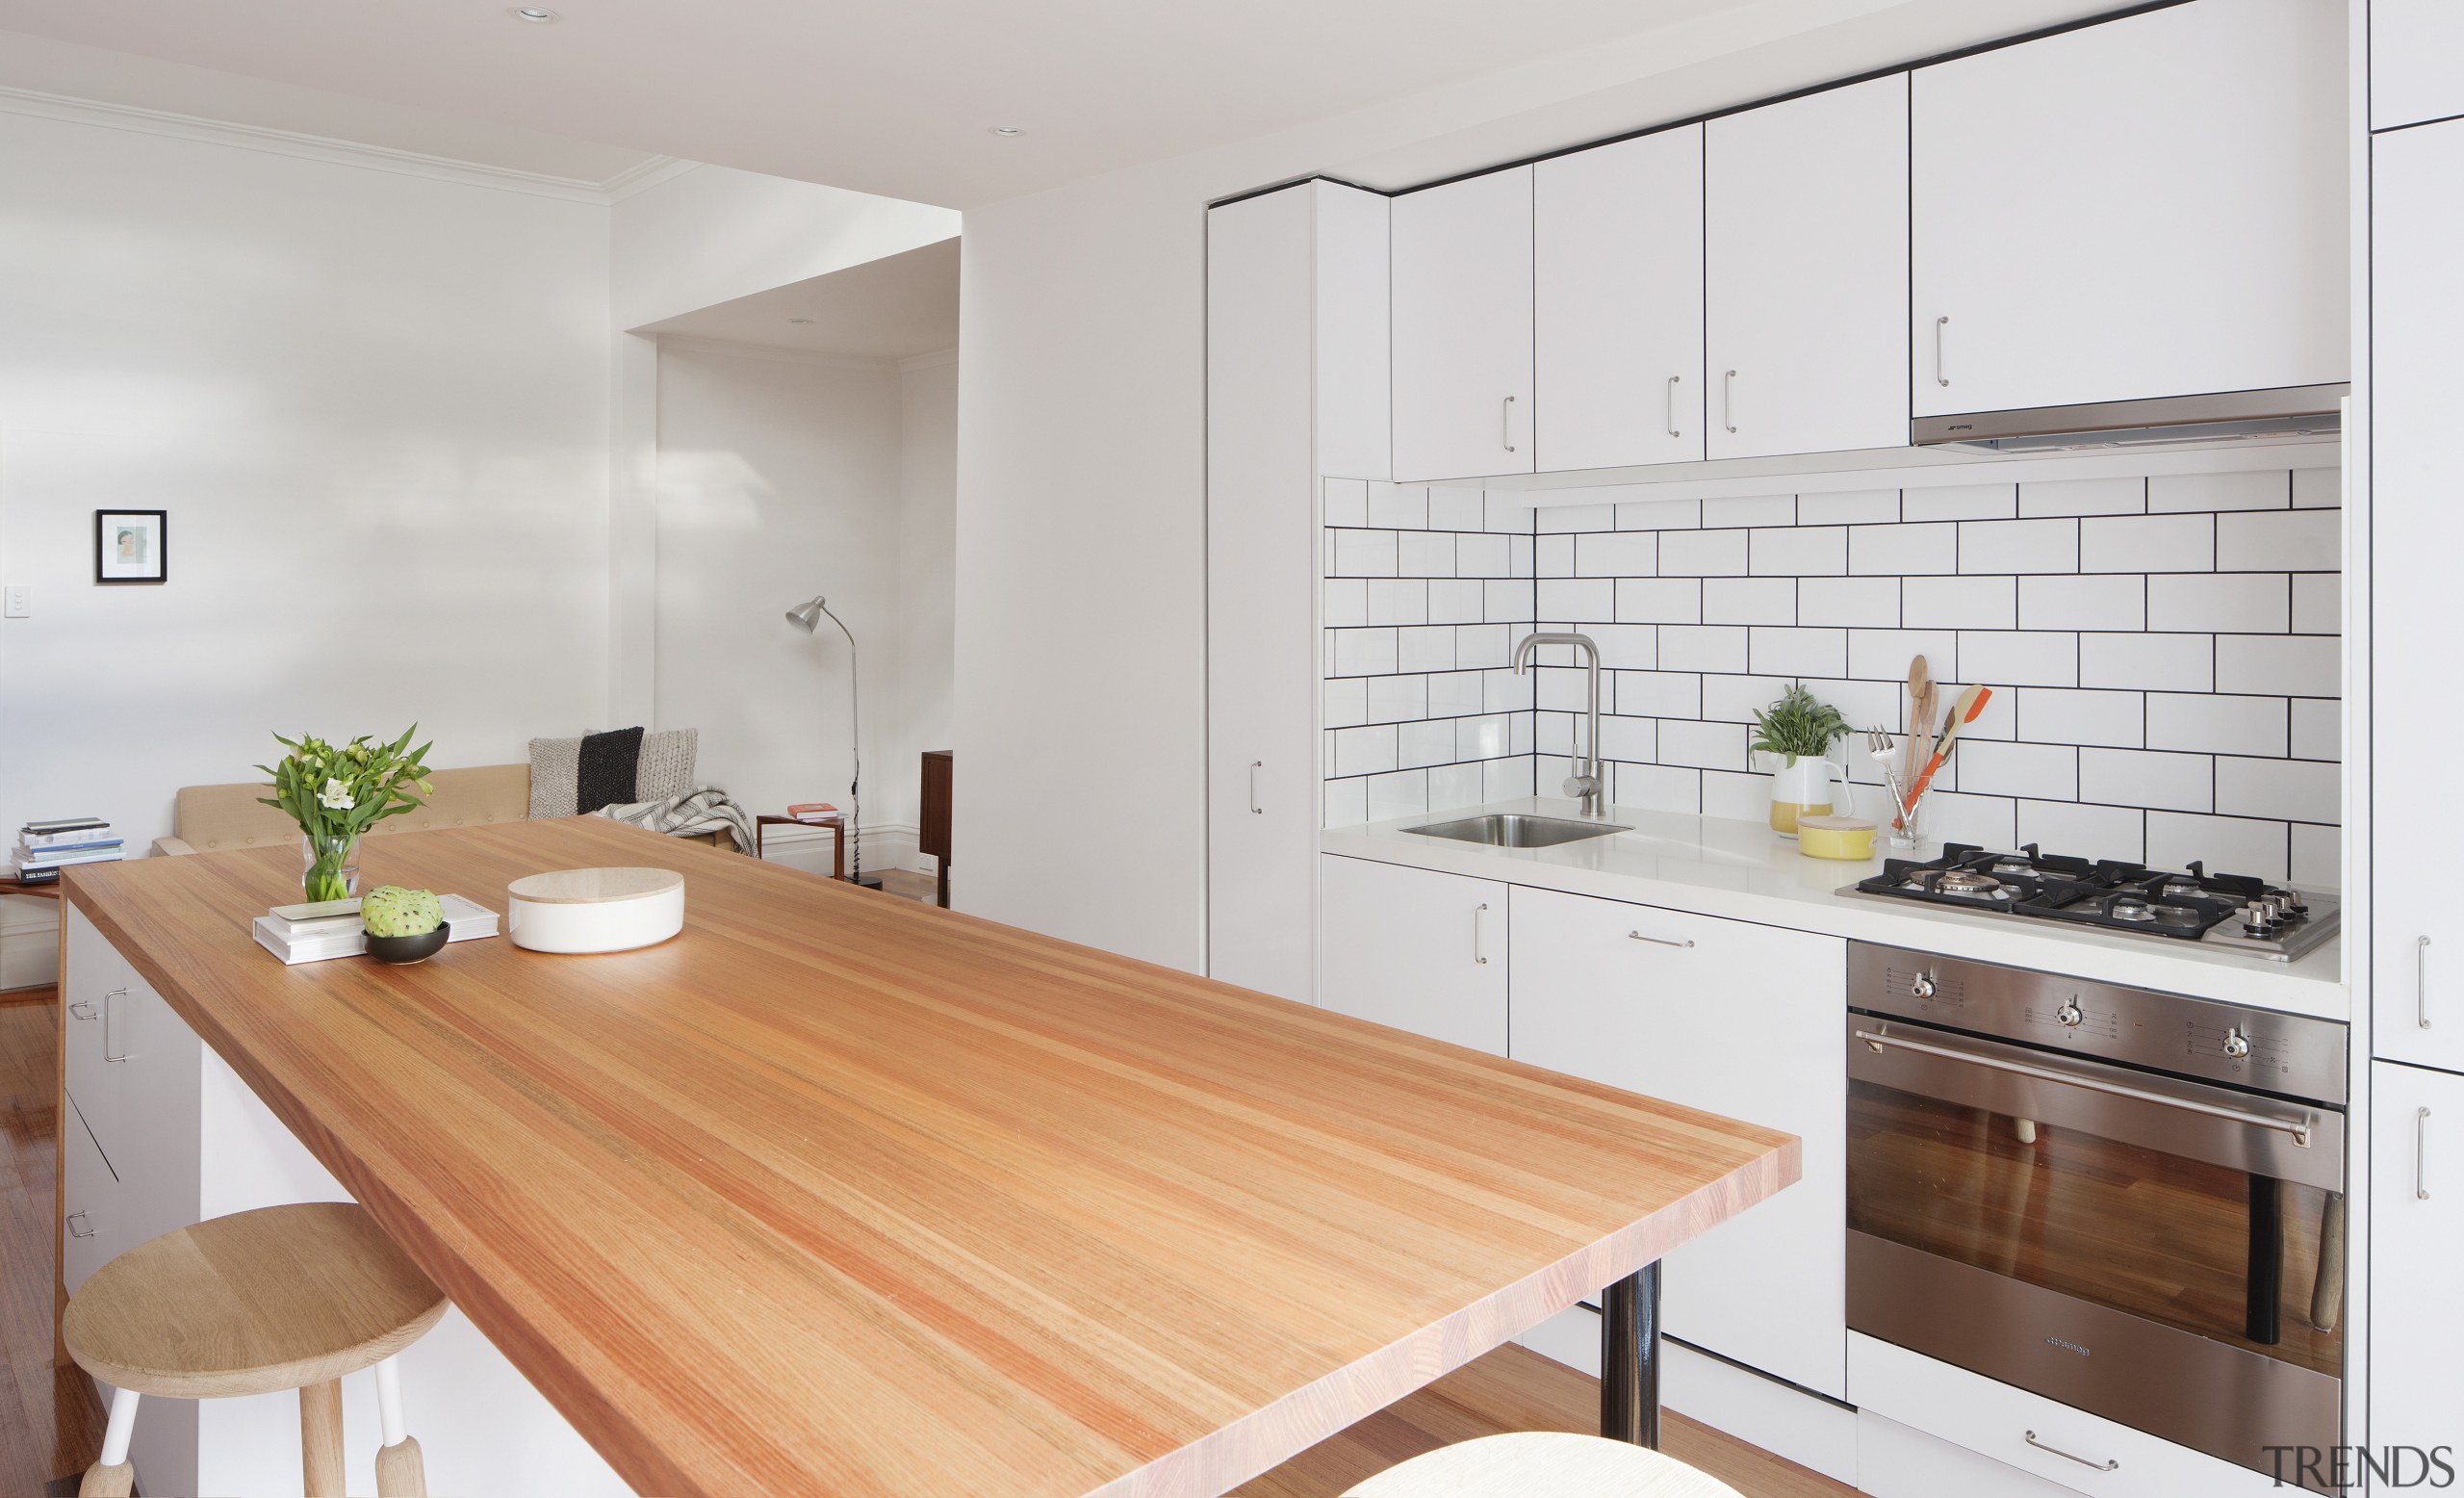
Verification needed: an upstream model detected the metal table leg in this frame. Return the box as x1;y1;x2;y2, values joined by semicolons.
1600;1261;1662;1448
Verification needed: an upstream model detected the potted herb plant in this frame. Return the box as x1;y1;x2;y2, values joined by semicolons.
1749;684;1851;837
256;727;435;902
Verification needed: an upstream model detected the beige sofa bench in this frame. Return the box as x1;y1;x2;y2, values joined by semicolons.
152;764;737;858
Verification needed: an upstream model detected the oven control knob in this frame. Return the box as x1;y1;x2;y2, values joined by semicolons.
2056;999;2084;1028
2222;1027;2252;1060
1911;973;1937;1000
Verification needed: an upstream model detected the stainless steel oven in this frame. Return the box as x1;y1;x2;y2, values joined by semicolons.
1845;943;2348;1490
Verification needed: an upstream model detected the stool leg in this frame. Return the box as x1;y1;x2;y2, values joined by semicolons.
299;1379;346;1498
78;1386;139;1497
373;1355;428;1498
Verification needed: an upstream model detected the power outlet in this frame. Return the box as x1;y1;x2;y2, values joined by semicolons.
3;586;27;619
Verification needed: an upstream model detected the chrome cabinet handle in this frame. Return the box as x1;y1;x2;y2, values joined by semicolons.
1473;902;1492;966
102;988;127;1063
1502;396;1517;453
2420;936;2433;1029
1246;761;1263;815
1664;374;1681;439
1628;930;1695;949
1722;369;1737;434
65;1210;94;1240
2421;1107;2434;1201
68;997;97;1020
1936;316;1951;388
1855;1025;2314;1146
2024;1431;2118;1473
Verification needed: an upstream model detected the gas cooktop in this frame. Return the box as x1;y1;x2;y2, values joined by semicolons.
1837;842;2338;961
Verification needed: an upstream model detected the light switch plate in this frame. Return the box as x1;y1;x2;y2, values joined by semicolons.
3;585;27;618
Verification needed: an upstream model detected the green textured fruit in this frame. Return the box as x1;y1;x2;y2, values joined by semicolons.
361;886;443;938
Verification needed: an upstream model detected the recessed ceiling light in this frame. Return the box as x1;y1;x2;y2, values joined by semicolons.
988;126;1024;138
786;318;814;324
509;8;559;22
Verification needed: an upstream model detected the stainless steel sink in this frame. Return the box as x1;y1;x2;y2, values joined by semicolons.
1403;814;1630;848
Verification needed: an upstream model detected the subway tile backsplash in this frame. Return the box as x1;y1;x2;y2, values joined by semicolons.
1322;463;2343;886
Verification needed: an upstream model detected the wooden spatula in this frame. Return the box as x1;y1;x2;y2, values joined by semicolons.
1902;658;1932;789
1907;684;1991;811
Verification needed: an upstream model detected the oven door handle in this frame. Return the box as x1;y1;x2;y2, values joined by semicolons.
1854;1026;2313;1147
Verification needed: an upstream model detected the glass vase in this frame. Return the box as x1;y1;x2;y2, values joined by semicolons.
301;833;363;904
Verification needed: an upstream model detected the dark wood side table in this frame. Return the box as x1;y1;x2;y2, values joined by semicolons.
919;751;953;909
753;815;845;881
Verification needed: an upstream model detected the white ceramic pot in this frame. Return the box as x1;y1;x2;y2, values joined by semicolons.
505;866;685;953
1767;756;1850;838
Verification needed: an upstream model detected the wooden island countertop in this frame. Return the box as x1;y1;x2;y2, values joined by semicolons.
64;817;1796;1498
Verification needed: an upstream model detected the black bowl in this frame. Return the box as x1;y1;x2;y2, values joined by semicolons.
364;920;449;965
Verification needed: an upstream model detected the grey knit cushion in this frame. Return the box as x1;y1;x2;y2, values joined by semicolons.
528;728;698;817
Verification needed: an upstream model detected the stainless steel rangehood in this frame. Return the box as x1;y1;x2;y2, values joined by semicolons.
1912;383;2347;454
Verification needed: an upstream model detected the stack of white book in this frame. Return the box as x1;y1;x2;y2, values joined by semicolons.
9;817;125;883
250;894;501;966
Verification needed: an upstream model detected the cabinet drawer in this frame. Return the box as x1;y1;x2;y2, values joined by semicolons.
1851;1333;2289;1498
61;1093;120;1295
1509;887;1845;1396
62;908;134;1162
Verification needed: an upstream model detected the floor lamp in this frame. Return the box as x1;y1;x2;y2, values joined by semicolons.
783;595;881;888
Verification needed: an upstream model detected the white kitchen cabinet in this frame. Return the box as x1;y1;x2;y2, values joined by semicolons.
2371;119;2464;1072
1535;126;1706;471
60;1094;118;1295
1705;74;1908;462
2373;0;2464;131
1391;166;1535;481
1205;181;1389;1003
1912;0;2346;419
1320;856;1508;1054
2367;1062;2464;1460
1509;886;1846;1397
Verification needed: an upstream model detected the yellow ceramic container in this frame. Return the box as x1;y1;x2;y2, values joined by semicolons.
1796;814;1878;862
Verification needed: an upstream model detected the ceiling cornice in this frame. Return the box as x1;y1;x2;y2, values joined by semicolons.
0;81;685;204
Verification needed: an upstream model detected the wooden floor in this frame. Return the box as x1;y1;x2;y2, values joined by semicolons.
0;992;105;1497
1235;1341;1854;1498
0;982;1847;1498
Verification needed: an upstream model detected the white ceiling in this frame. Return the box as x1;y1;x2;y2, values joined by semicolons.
0;26;661;187
0;0;1930;209
0;0;2123;210
642;237;962;362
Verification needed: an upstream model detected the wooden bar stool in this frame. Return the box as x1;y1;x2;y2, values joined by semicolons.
63;1201;449;1498
1344;1432;1747;1497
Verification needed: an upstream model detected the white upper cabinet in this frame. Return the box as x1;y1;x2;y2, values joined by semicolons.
2372;118;2464;1070
1705;75;1910;461
1535;126;1706;470
1912;0;2347;418
2373;0;2464;131
1391;166;1535;481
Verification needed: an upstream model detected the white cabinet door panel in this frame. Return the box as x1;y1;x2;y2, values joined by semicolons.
2368;1062;2464;1459
2373;120;2464;1070
1206;185;1323;1003
1912;0;2347;417
1320;856;1508;1054
60;1092;120;1295
1392;166;1535;481
1705;74;1909;461
2373;0;2464;131
1509;886;1845;1396
1536;126;1706;471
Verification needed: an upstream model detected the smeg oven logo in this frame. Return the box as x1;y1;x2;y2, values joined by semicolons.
2043;1335;2092;1357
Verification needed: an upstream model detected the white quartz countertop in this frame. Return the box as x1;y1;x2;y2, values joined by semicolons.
1321;796;2347;1020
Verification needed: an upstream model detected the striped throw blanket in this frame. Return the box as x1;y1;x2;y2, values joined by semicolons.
593;786;757;856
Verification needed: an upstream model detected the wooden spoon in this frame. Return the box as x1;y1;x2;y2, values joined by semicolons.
1902;658;1932;788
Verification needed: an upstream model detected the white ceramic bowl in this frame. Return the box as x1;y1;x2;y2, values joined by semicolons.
505;866;684;953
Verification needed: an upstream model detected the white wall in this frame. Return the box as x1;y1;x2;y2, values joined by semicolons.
0;107;613;852
651;341;957;876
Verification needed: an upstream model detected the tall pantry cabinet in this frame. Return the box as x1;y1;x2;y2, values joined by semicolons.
2369;1;2464;1459
1205;182;1389;1003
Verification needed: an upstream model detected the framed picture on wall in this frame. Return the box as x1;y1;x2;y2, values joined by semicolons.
95;510;167;584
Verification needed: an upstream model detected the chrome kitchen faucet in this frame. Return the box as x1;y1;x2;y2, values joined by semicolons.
1511;631;1604;817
